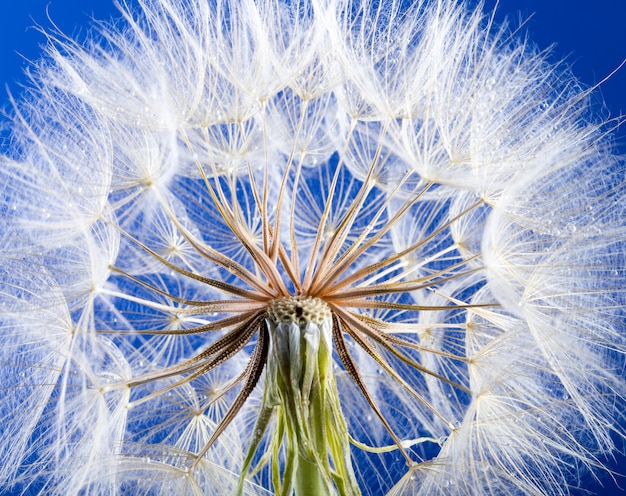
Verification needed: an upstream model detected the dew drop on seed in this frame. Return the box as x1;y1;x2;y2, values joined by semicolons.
550;316;563;327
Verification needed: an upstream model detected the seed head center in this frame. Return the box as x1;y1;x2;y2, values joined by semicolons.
267;296;331;326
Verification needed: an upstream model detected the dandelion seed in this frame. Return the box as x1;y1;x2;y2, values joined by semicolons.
1;0;625;495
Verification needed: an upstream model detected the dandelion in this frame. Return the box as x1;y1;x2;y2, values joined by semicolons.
1;0;625;494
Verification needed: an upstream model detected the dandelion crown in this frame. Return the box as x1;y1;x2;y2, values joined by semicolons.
1;0;624;495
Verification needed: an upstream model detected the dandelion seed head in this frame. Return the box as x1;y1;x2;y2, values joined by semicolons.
1;0;625;494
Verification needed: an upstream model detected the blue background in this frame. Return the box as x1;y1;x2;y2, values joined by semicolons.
0;1;624;495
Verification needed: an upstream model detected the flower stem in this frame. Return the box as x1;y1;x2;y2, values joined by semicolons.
240;297;361;495
295;453;327;495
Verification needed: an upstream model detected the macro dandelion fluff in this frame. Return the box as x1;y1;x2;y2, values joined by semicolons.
1;0;625;494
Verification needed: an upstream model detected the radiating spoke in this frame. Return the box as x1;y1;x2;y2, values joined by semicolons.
331;315;414;465
189;321;269;470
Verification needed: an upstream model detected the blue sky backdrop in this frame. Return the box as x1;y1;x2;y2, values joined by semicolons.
0;1;624;495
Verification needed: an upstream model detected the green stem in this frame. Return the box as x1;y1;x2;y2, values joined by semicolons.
295;453;327;495
240;298;362;495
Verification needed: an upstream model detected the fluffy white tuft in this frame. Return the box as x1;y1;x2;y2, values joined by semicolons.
1;0;624;494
